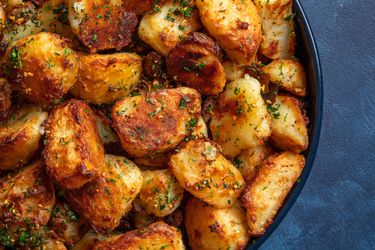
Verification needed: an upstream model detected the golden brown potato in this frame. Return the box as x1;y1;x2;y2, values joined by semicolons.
253;0;296;59
0;105;48;170
135;169;184;217
0;161;55;241
185;197;250;250
71;230;110;250
43;99;104;190
65;154;143;232
122;0;168;15
49;201;89;246
68;0;137;53
210;75;272;158
0;5;5;40
234;144;274;184
263;59;307;97
4;32;79;104
94;221;185;250
138;1;201;56
222;60;245;82
112;87;201;157
70;53;142;104
242;151;305;236
196;0;261;65
170;138;245;208
191;116;208;138
268;95;309;153
133;153;169;168
93;110;119;146
166;32;226;95
0;78;11;116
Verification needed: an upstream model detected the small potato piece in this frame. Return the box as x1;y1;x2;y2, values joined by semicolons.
135;169;184;217
192;116;208;138
185;197;250;250
94;221;185;250
268;95;308;153
71;53;142;104
253;0;296;59
93;110;119;145
196;0;261;65
222;60;245;82
0;78;11;117
263;59;307;97
4;32;79;104
122;0;168;15
170;139;245;208
68;0;138;52
0;106;47;170
65;155;143;232
138;2;201;56
234;144;274;183
242;151;305;236
133;153;169;168
43;99;104;190
71;230;109;250
112;87;201;157
166;32;226;95
210;75;272;158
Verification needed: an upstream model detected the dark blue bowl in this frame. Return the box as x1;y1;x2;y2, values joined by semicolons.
246;1;323;249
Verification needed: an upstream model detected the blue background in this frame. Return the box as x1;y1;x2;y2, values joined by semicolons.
261;0;375;249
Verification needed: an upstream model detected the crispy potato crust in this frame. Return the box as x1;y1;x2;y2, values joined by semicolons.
0;105;48;170
167;32;226;95
112;87;201;157
122;0;168;15
196;0;261;65
170;138;245;208
222;60;245;82
71;230;110;250
133;153;169;168
0;78;11;115
242;151;305;236
71;52;142;104
65;155;143;232
43;99;104;190
94;221;185;249
185;197;250;250
4;32;79;104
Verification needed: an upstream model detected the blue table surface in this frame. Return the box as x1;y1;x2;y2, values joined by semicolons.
260;0;375;249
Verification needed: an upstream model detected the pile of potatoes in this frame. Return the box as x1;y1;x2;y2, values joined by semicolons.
0;0;309;249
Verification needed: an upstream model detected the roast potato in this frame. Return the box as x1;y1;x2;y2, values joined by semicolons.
191;116;208;138
0;78;11;117
70;52;142;104
4;32;79;104
170;138;245;208
166;32;226;95
196;0;261;65
210;75;272;158
133;153;169;168
93;110;119;146
253;0;296;59
185;197;250;250
0;105;48;170
268;95;308;152
222;60;245;82
0;5;5;40
43;99;104;190
123;0;168;15
112;87;201;157
71;230;110;250
65;154;143;232
135;169;184;217
68;0;138;52
138;1;201;56
242;151;305;236
263;59;307;97
94;221;185;249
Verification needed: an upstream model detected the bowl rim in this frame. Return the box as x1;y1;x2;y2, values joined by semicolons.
246;1;323;249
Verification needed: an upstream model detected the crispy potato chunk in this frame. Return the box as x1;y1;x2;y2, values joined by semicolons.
196;0;261;65
210;75;272;158
185;197;250;250
122;0;168;15
0;161;55;238
71;230;110;250
192;116;208;138
71;53;142;104
138;1;201;56
0;78;11;117
234;144;274;183
133;153;169;168
43;99;104;189
65;155;143;232
93;110;119;146
222;60;245;82
170;139;245;208
135;169;184;217
253;0;296;59
166;32;226;95
242;152;305;236
68;0;138;52
112;87;201;157
4;32;79;104
263;59;307;97
268;95;309;152
94;221;185;249
0;106;47;170
49;202;89;246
